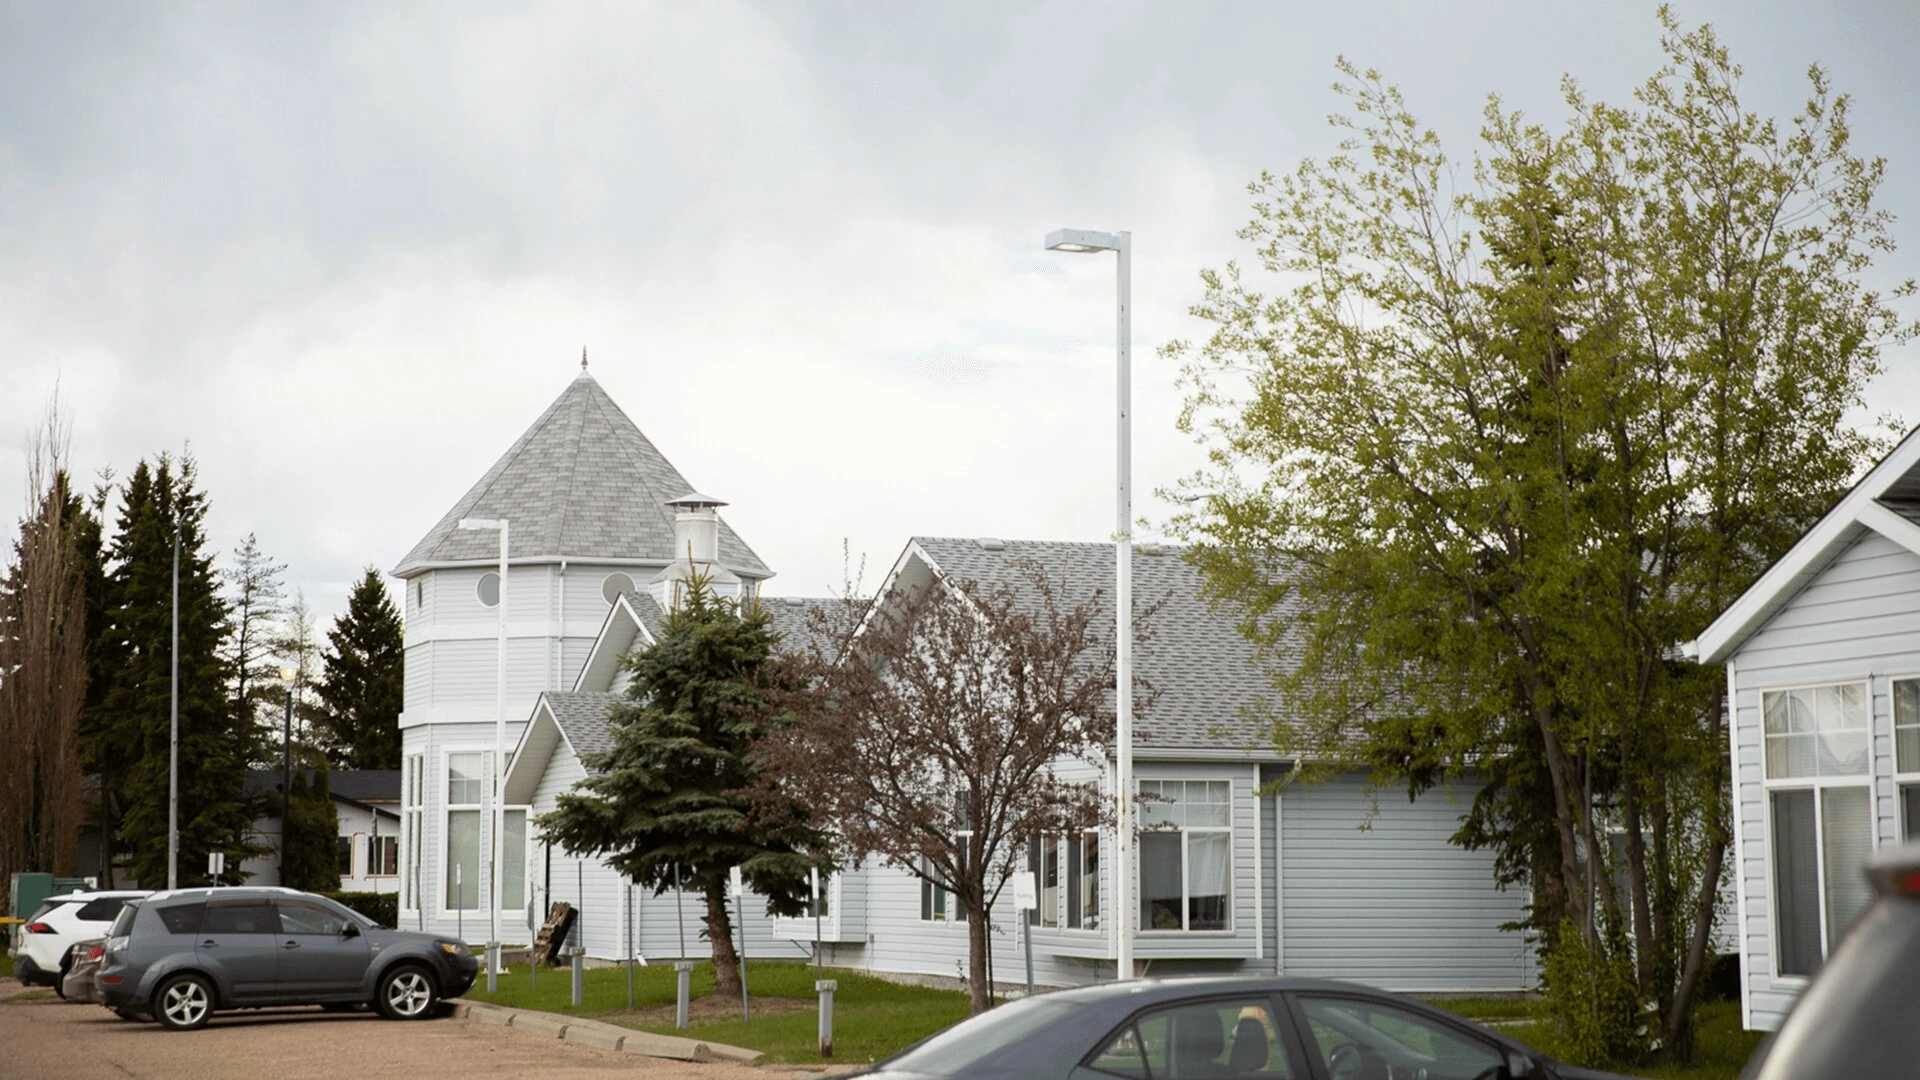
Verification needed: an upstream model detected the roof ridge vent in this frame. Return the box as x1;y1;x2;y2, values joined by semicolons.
1137;541;1168;556
976;537;1006;551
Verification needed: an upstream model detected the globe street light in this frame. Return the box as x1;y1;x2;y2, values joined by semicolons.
458;516;508;993
1044;227;1134;979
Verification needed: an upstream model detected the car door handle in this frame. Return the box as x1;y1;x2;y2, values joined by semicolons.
283;941;301;950
200;940;219;948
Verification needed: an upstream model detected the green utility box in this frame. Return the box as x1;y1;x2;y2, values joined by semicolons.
8;873;94;947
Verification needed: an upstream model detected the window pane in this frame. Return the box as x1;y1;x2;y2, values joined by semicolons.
1763;691;1791;735
1819;731;1869;775
1041;835;1059;929
1188;831;1231;931
1139;780;1174;829
1187;781;1231;827
203;902;274;935
1067;834;1082;929
1104;1000;1292;1079
449;752;485;805
1771;789;1821;977
502;810;527;910
1081;833;1101;930
447;809;480;910
1141;832;1183;930
278;902;348;936
337;836;353;876
1299;996;1499;1080
1821;786;1873;952
1897;680;1920;774
1904;785;1920;842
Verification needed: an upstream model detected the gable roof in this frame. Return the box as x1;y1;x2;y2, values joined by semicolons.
503;690;624;804
759;595;847;662
906;537;1286;753
1691;425;1920;665
393;371;770;578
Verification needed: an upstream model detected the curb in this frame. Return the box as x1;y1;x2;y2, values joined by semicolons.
455;1000;764;1064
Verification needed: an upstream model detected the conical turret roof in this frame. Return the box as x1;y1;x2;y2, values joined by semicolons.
393;372;770;577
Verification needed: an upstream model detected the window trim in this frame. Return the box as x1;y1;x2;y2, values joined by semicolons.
1137;778;1235;935
1757;679;1878;984
919;840;969;926
438;744;492;917
401;753;426;913
476;572;501;608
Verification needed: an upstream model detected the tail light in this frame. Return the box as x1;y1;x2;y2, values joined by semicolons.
86;945;105;961
26;922;54;934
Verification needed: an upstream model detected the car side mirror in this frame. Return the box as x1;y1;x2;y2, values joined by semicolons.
341;923;360;939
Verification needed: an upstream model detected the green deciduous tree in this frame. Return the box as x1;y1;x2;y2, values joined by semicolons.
536;577;824;996
314;568;404;770
1169;10;1911;1065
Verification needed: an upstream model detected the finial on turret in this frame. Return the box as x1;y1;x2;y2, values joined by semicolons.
581;346;588;371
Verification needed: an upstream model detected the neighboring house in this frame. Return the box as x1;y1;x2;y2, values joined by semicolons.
404;367;1537;991
239;769;402;893
1688;425;1920;1032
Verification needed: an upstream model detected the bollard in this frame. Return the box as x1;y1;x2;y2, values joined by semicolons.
570;945;585;1007
816;979;837;1059
675;961;693;1029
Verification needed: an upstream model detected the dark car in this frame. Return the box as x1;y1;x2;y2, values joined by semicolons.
852;976;1639;1080
96;885;478;1031
1741;842;1920;1078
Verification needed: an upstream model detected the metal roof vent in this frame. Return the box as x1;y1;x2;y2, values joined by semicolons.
976;537;1006;551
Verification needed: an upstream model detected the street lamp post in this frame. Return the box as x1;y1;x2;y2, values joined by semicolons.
1044;227;1133;979
458;516;509;994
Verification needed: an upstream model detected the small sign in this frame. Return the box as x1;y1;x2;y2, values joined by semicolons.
207;852;225;877
730;865;744;897
1012;871;1037;911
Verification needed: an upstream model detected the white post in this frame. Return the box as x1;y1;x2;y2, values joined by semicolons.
1043;227;1136;980
491;520;507;990
1113;230;1133;982
168;525;180;890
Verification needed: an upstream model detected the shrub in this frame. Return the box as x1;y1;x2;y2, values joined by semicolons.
324;891;398;928
1542;916;1648;1067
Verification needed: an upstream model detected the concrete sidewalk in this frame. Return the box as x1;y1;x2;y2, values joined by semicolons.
452;1000;765;1064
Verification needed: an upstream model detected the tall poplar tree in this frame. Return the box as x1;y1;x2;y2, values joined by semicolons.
1169;12;1912;1064
313;568;404;770
87;454;256;887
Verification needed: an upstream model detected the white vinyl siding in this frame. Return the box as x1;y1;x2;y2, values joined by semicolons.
1727;529;1920;1030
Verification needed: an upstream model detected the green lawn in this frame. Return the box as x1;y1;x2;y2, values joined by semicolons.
468;963;1762;1074
471;960;969;1065
1428;997;1764;1080
0;952;12;979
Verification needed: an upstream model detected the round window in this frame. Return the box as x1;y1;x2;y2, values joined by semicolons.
602;572;635;605
477;572;501;607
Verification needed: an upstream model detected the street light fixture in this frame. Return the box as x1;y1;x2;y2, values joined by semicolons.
458;516;509;994
1044;226;1134;979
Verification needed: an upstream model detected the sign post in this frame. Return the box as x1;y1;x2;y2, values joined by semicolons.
1013;870;1037;995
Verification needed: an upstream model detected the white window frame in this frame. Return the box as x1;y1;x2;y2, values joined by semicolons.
1759;679;1876;983
1137;778;1234;934
366;833;399;880
919;838;969;926
1024;829;1102;933
401;753;426;913
1892;674;1920;842
438;744;493;918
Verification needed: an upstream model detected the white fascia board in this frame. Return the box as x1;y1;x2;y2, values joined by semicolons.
502;696;576;805
571;594;644;693
1858;500;1920;561
1691;425;1920;665
1121;747;1297;763
394;555;675;577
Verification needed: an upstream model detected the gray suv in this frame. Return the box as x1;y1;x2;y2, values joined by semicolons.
97;886;479;1031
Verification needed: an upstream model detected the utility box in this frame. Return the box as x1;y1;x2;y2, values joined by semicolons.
9;872;95;929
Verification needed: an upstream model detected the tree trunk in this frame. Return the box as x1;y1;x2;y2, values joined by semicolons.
965;899;991;1014
1621;782;1656;994
703;877;741;996
1663;832;1725;1062
1532;692;1589;941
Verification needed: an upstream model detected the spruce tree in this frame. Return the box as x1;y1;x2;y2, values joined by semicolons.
537;577;825;995
313;568;404;770
89;455;258;887
279;751;340;892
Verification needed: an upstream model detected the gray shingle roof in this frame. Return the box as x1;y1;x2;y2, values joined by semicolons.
546;690;624;761
910;537;1291;753
394;373;770;577
759;596;848;660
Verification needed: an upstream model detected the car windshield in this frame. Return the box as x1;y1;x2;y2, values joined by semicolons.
880;995;1083;1075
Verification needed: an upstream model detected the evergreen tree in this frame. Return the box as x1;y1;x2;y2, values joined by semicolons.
537;577;825;996
314;568;404;770
221;532;287;765
279;752;340;892
88;454;258;887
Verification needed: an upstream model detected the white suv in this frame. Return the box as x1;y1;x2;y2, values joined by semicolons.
16;891;149;996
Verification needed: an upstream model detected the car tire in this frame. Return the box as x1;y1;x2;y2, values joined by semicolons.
375;965;437;1021
53;956;69;1000
154;974;215;1031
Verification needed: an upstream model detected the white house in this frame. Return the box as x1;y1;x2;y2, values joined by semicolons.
1688;424;1920;1031
401;367;1538;991
239;769;401;894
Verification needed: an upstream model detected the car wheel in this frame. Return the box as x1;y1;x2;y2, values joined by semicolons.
375;965;437;1021
154;974;215;1031
53;953;72;999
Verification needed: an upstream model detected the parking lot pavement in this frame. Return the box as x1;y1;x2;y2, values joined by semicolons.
0;992;776;1080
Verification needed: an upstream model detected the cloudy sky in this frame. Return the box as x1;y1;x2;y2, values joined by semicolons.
3;1;1916;631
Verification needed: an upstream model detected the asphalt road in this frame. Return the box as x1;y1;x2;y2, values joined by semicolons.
0;990;778;1080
